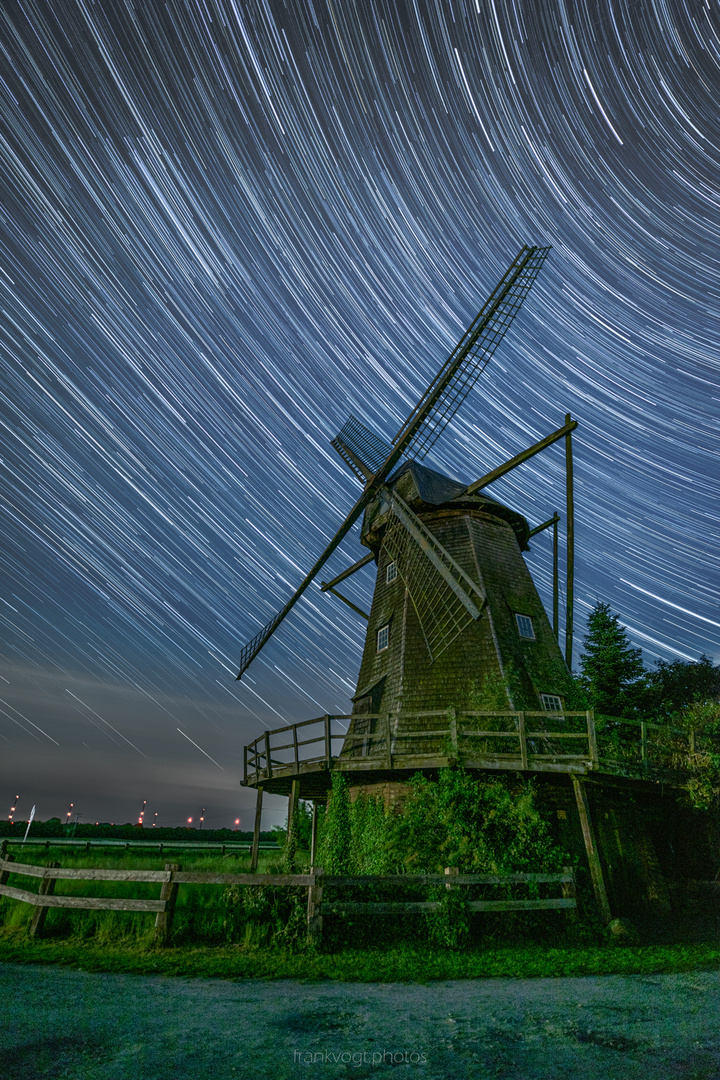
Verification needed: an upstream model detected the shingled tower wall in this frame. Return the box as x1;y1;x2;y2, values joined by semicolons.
343;461;574;761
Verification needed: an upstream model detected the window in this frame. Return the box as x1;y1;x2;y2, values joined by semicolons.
376;623;390;651
515;613;535;639
541;694;563;713
386;562;397;584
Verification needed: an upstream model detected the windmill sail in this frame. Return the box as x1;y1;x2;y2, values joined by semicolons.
393;245;550;461
331;415;392;481
384;492;486;661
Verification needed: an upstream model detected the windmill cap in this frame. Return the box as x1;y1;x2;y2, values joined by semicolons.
363;459;530;550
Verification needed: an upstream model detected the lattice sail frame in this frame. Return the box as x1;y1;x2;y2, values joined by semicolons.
383;492;487;662
396;246;550;462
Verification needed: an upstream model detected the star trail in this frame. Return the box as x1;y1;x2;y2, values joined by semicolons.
0;0;717;826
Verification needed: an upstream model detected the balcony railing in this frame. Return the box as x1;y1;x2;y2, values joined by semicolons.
243;710;712;787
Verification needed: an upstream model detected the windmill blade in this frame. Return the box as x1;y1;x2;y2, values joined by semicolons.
236;489;374;679
331;414;393;482
392;245;550;462
384;492;486;661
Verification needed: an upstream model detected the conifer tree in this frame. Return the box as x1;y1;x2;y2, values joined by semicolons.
579;602;645;716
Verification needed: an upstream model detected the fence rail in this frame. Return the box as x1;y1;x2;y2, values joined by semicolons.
244;709;708;787
0;855;576;943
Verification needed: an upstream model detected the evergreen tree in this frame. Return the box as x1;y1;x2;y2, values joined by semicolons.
578;602;645;716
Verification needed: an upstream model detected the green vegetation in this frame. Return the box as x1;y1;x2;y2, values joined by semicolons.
0;936;718;981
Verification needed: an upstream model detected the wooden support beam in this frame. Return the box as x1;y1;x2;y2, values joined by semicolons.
250;785;263;873
319;551;375;591
571;776;611;924
466;419;578;495
322;585;370;621
565;414;574;669
310;802;318;867
553;514;559;641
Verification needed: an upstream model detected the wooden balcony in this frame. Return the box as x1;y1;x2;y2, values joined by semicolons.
242;710;709;798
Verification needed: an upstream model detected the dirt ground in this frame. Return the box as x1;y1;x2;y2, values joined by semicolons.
2;962;720;1080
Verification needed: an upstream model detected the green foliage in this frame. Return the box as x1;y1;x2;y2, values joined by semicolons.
384;768;566;874
579;602;646;716
638;655;720;722
316;774;352;874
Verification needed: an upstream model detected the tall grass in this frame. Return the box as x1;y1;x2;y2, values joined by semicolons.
0;845;292;946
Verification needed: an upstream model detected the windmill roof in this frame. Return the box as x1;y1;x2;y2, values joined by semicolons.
384;459;530;549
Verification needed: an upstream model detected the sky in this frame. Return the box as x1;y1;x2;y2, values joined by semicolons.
0;0;718;830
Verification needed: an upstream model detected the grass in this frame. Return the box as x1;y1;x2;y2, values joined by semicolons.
0;935;719;981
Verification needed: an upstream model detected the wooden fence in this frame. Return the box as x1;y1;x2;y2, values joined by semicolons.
0;854;576;943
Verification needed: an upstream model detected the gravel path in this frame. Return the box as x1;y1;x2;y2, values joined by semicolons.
2;963;720;1080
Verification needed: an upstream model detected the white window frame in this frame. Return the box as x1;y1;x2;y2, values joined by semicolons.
376;623;390;652
515;613;535;639
386;562;397;584
541;694;563;713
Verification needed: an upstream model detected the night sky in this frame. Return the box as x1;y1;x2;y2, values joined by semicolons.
1;1;718;830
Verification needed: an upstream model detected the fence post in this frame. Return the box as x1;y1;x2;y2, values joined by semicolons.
449;711;458;757
265;731;273;779
444;866;459;890
307;866;324;945
518;712;528;770
154;863;180;942
385;714;392;769
250;785;264;873
29;862;60;938
0;852;15;886
561;866;578;922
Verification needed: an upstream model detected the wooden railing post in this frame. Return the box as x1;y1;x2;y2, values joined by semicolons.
154;863;180;942
293;724;299;773
586;710;598;765
243;744;248;784
264;731;273;778
518;711;528;770
250;785;264;873
449;710;458;757
29;862;59;938
324;715;332;767
307;867;324;945
385;714;392;769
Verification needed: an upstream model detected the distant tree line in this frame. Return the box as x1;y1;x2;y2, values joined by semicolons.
0;819;278;842
578;601;720;726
